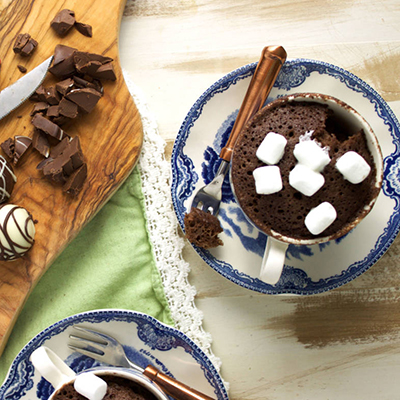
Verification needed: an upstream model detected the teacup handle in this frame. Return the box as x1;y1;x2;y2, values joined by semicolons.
30;346;76;388
260;237;288;284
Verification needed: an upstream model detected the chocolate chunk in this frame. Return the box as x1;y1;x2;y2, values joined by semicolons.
47;105;60;118
49;45;77;78
52;116;71;126
31;85;48;102
42;154;73;182
92;62;116;81
13;136;32;166
74;52;101;75
1;138;14;159
65;88;101;113
63;136;84;169
31;114;65;141
56;78;75;96
20;38;38;57
50;9;76;36
63;163;87;196
32;128;50;157
74;51;113;66
58;97;79;119
50;137;70;159
17;65;27;73
30;102;49;116
44;86;61;105
75;22;92;37
37;157;53;171
73;76;103;95
13;33;30;54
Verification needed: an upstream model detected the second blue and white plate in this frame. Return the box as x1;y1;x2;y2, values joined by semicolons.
171;58;400;295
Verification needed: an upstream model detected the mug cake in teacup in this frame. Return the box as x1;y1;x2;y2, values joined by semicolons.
230;93;384;284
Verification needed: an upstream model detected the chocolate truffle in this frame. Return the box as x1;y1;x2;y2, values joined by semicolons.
184;207;223;248
0;156;16;204
0;204;35;261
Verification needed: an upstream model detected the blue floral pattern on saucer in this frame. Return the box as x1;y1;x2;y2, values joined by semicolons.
0;310;228;400
171;58;400;295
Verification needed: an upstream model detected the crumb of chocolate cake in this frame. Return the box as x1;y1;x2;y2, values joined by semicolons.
184;207;223;249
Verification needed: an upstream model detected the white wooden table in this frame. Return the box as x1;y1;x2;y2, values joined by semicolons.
120;1;400;398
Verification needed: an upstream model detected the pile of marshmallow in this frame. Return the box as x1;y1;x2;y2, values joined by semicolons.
253;131;371;235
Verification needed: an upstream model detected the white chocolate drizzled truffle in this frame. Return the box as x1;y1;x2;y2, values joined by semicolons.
0;156;17;204
0;204;35;261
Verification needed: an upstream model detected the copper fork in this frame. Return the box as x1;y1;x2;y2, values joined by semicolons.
190;45;287;215
68;325;216;400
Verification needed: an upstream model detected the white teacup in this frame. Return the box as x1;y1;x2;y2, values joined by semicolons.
30;346;169;400
231;93;384;285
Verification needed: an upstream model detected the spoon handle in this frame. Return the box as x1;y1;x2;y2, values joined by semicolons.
219;45;287;161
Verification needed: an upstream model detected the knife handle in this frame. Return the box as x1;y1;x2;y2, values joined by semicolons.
219;45;287;162
143;365;216;400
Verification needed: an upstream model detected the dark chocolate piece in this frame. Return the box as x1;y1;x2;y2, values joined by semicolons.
50;9;76;36
17;65;27;73
62;136;84;169
50;137;70;159
32;128;50;157
44;86;60;105
74;51;113;66
30;102;49;116
1;138;14;159
56;78;75;96
42;154;73;182
58;97;79;119
49;45;77;78
46;105;60;118
65;88;101;113
92;62;116;81
37;157;53;170
0;156;16;204
73;76;103;95
31;85;48;103
63;163;87;196
31;114;65;141
13;33;30;54
20;38;38;57
75;22;92;37
13;136;32;166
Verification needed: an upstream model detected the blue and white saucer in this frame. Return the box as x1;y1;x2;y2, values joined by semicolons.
0;309;228;400
171;58;400;295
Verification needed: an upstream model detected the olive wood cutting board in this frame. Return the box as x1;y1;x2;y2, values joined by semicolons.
0;0;143;356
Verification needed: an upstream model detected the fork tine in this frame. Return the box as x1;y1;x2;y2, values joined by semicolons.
68;344;107;363
71;325;111;344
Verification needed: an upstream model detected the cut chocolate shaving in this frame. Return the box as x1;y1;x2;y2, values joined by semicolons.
42;154;73;182
92;62;116;81
58;97;79;119
31;114;65;141
17;65;27;73
50;9;76;36
30;102;49;116
44;86;60;105
75;22;92;37
49;45;77;78
56;77;74;96
32;128;50;157
1;138;14;159
63;163;87;196
65;88;101;113
73;76;103;95
13;136;32;166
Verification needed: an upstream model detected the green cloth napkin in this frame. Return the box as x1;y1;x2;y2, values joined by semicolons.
0;166;174;383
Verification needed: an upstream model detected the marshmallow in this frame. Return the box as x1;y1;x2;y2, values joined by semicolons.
336;151;371;184
256;132;287;165
74;372;107;400
293;139;330;172
253;165;282;195
305;202;337;235
289;164;325;196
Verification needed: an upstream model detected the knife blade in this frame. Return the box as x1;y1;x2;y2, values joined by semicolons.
0;56;54;120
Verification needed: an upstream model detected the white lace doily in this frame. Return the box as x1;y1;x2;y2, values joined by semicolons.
123;73;226;384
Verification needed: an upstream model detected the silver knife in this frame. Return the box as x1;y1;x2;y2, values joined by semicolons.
0;56;54;120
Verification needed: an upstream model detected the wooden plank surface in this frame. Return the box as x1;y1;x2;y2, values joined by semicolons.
0;0;142;355
120;0;400;399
